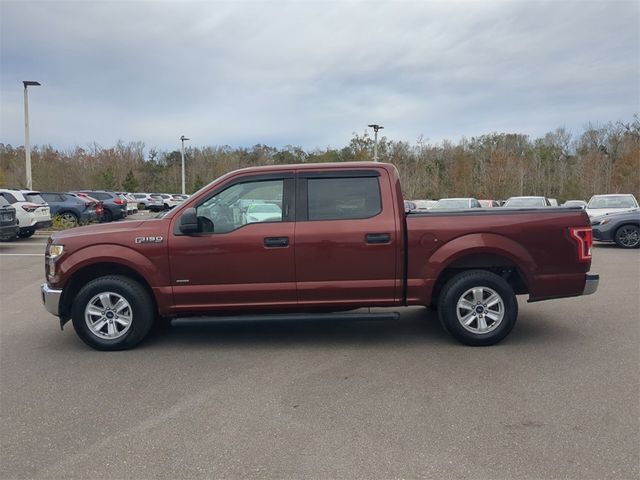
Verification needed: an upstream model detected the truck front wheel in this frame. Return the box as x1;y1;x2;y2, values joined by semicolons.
438;270;517;346
71;275;155;350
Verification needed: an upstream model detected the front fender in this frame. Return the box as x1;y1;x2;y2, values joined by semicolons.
53;244;170;288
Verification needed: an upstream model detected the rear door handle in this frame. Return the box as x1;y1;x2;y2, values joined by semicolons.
264;236;289;248
365;233;391;244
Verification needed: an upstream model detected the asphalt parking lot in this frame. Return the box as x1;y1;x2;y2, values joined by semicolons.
1;232;638;479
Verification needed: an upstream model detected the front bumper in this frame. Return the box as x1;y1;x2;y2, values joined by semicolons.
583;273;599;296
0;224;19;239
41;283;62;316
34;220;53;230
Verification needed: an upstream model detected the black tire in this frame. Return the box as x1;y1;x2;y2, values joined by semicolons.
71;275;155;350
59;211;79;227
102;208;113;222
614;224;640;249
437;270;518;346
17;228;35;238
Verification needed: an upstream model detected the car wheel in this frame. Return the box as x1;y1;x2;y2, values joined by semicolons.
438;270;518;346
614;224;640;249
102;209;113;222
17;228;35;239
71;275;155;350
59;212;79;227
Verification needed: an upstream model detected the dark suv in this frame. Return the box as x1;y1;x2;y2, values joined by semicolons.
77;191;127;222
0;195;19;241
40;192;99;226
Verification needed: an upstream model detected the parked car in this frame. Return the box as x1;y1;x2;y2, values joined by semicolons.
245;203;282;223
404;200;417;212
133;193;164;211
432;198;482;209
591;209;640;248
586;194;639;220
69;193;104;218
0;188;52;238
0;195;19;241
77;191;127;222
40;192;98;226
479;200;500;208
115;192;136;215
151;193;178;209
413;200;437;211
548;198;559;206
562;200;587;209
41;162;597;350
503;196;551;207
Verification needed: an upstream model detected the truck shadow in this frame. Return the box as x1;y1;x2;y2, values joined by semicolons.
141;307;570;350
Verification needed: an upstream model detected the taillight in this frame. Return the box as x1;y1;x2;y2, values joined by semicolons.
569;227;593;262
114;198;123;205
21;203;39;213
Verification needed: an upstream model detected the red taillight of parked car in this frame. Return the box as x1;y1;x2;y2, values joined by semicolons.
114;198;124;205
21;203;40;213
96;202;104;216
569;227;593;262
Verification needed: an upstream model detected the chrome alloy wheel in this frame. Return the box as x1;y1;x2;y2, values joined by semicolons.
617;226;640;247
84;292;133;340
456;287;505;334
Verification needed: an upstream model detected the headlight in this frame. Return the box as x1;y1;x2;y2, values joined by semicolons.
46;244;64;280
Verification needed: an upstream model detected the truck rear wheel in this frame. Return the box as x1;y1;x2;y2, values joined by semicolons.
71;275;155;350
438;270;517;346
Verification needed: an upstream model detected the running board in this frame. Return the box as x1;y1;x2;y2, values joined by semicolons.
171;311;400;326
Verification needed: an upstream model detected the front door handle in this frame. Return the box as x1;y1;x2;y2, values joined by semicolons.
365;233;391;244
264;236;289;248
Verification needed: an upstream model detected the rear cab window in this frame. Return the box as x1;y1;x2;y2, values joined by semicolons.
305;176;382;221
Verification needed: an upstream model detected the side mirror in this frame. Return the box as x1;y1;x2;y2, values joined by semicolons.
179;208;199;234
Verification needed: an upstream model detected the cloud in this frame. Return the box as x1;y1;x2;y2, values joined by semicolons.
1;0;638;150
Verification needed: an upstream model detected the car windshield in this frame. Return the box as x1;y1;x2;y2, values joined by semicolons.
588;196;637;209
432;199;469;209
24;193;46;204
505;198;545;207
248;204;280;213
0;196;9;207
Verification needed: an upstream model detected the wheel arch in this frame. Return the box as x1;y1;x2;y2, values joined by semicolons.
59;262;157;323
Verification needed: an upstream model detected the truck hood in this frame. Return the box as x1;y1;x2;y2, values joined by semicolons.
51;219;161;243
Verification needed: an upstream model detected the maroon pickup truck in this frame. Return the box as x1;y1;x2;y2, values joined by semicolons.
41;162;598;350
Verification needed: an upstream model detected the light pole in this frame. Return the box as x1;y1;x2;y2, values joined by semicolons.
180;135;189;195
368;124;384;162
23;81;41;190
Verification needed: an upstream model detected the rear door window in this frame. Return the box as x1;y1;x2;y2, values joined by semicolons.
306;177;381;221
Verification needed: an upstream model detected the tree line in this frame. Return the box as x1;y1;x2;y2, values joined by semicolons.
1;117;638;202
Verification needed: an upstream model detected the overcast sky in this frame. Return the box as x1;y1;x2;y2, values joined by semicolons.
1;0;638;151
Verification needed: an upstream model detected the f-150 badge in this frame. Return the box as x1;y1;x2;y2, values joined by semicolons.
135;236;164;244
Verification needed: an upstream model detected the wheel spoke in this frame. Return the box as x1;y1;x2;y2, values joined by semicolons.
98;293;112;309
115;316;130;327
485;311;500;322
461;312;476;326
113;298;128;314
477;315;488;331
472;288;484;303
107;322;116;336
486;294;501;308
91;319;107;333
86;306;103;317
458;299;475;311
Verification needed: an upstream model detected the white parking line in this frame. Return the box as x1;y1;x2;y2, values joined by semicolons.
0;253;44;256
0;243;48;246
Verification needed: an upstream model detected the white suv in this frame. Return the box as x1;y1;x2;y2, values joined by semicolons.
0;189;52;238
586;194;639;220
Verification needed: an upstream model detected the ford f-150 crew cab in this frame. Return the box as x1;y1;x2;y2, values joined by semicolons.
41;162;598;350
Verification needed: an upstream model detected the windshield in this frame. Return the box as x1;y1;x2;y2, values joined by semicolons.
432;199;469;209
0;196;9;207
588;196;637;209
24;193;46;204
505;197;545;207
